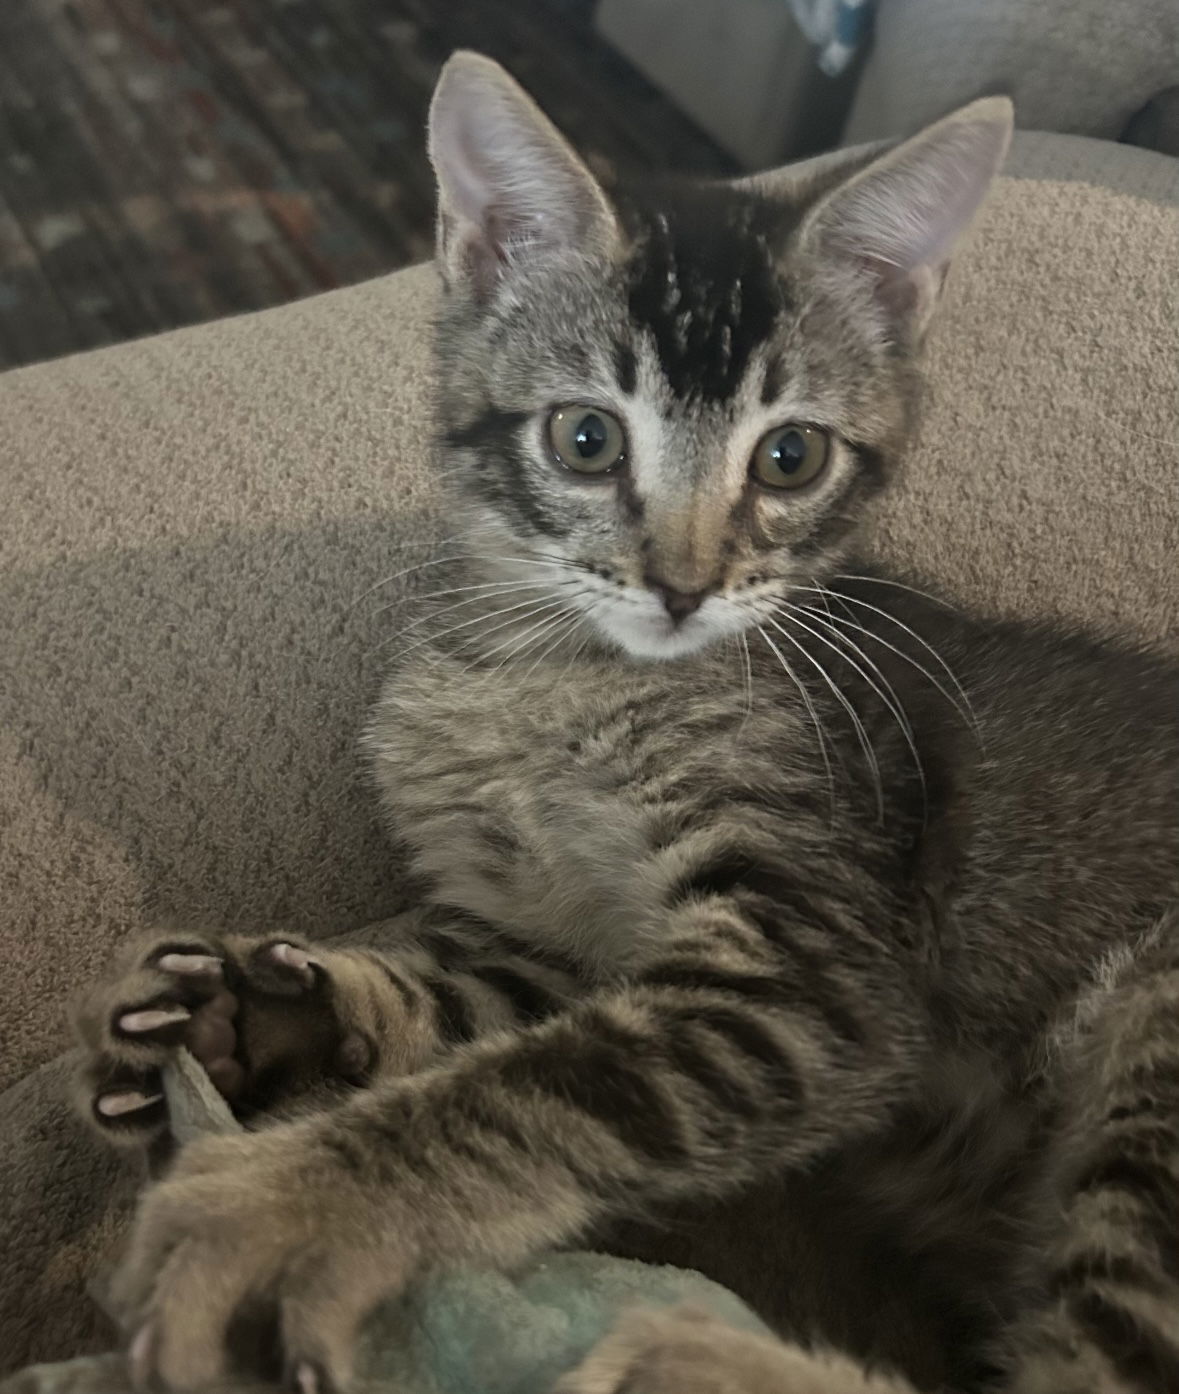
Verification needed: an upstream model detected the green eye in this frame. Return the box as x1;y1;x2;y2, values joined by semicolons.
548;406;626;475
751;424;830;490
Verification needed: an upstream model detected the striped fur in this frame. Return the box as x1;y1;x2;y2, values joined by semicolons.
71;55;1179;1394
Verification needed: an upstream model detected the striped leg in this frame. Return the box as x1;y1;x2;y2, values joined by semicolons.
104;868;927;1389
74;907;585;1148
1007;915;1179;1393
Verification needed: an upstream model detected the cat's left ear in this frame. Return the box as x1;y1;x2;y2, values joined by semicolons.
801;97;1013;339
428;51;620;300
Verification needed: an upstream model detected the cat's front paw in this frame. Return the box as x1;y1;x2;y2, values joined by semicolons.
554;1307;914;1394
73;932;373;1147
109;1116;417;1391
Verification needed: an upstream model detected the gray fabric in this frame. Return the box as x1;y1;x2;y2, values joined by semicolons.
0;129;1176;1372
1125;86;1179;157
845;0;1179;151
1003;127;1179;201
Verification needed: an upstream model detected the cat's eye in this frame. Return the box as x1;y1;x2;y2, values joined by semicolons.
548;406;627;475
751;425;830;490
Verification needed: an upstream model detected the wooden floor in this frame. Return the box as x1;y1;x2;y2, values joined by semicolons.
0;0;734;369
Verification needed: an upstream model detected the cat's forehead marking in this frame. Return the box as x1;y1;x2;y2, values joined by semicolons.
761;352;786;406
611;340;638;396
624;193;789;405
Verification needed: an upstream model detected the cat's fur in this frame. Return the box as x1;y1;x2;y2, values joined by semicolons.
73;53;1179;1394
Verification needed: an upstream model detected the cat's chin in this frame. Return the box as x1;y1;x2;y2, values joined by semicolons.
600;613;727;662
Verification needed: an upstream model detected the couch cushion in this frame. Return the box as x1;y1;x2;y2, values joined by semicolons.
0;131;1176;1089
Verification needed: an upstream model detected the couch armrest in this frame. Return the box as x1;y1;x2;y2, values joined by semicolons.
845;0;1179;145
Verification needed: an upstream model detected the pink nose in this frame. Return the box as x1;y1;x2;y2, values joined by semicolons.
645;577;710;624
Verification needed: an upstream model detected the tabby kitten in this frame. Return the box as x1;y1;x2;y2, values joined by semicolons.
74;52;1179;1394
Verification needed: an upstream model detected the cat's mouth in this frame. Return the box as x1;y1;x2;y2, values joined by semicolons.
585;592;742;661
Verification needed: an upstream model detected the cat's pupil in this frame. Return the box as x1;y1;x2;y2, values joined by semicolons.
770;430;807;473
574;414;608;459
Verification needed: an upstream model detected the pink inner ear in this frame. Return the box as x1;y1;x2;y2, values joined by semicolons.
857;253;920;319
458;228;504;303
458;206;539;302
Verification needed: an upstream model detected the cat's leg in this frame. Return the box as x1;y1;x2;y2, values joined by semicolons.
107;867;932;1388
1004;912;1179;1393
555;1306;919;1394
74;910;583;1149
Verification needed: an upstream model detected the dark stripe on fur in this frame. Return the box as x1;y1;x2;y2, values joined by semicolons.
670;851;754;902
612;340;638;395
484;927;589;982
1049;1252;1166;1299
621;188;788;402
319;1127;392;1186
684;1002;804;1101
616;467;646;526
364;952;420;1011
445;406;571;539
1070;1290;1179;1392
761;351;785;405
421;932;475;972
1077;1148;1179;1284
662;1018;761;1118
456;1088;614;1197
1077;1153;1179;1233
500;1013;690;1165
423;975;478;1044
467;963;564;1024
641;961;797;1010
435;1107;518;1181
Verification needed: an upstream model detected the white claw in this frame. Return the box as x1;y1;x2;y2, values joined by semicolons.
157;952;223;977
97;1090;164;1117
270;942;317;986
295;1362;320;1394
130;1324;155;1389
119;1006;191;1033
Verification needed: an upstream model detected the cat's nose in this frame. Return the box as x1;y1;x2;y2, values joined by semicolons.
645;575;711;624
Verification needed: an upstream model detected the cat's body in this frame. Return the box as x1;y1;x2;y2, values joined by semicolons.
377;576;1178;1044
365;569;1179;1388
69;52;1179;1394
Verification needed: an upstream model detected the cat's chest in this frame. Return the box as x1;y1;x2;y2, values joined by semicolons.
368;652;745;965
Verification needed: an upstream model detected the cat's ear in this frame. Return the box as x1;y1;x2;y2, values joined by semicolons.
428;51;620;299
800;97;1013;338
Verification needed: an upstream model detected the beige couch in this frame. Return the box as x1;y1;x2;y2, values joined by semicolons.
0;130;1177;1371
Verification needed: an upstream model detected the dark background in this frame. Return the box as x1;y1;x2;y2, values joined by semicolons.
0;0;734;370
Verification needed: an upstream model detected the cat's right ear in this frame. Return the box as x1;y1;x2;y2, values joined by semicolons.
797;97;1013;340
428;51;620;300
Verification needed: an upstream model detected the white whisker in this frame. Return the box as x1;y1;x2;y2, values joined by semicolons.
833;573;955;610
810;585;979;734
348;553;468;610
386;591;574;664
390;576;562;606
804;587;976;734
345;523;512;609
738;632;755;728
763;614;884;825
376;579;555;634
351;544;586;614
783;603;927;822
756;625;836;824
469;603;581;677
519;611;585;682
555;625;597;685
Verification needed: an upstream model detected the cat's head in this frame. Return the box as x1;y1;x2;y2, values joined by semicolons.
428;53;1010;661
